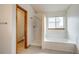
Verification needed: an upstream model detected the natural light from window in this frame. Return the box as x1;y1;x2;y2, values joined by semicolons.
48;17;64;29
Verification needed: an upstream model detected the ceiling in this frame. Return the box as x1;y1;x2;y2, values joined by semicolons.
31;4;70;13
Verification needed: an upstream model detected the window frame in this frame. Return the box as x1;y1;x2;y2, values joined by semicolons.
47;16;64;30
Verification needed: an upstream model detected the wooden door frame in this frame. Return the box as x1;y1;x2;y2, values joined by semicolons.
16;4;28;53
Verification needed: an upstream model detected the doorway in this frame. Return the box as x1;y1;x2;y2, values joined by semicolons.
16;5;27;53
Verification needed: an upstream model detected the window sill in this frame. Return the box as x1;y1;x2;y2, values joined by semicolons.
48;28;64;30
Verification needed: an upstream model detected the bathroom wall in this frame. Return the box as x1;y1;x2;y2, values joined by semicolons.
0;4;16;53
67;5;79;53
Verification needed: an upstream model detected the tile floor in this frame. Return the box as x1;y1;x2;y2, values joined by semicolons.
17;45;73;54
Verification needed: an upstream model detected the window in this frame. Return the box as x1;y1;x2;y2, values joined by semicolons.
48;17;64;30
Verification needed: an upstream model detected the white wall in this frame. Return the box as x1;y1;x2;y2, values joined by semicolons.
67;5;79;41
0;5;16;53
67;5;79;53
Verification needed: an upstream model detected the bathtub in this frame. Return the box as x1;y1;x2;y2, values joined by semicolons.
42;38;76;53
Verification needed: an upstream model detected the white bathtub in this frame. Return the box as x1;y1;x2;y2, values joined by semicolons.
42;38;76;53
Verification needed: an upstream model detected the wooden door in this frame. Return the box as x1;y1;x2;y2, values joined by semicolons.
16;5;27;53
